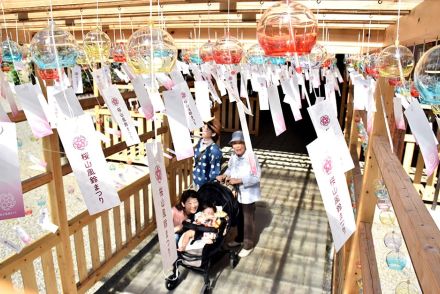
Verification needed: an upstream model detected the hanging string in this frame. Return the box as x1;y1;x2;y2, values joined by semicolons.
207;1;211;41
227;0;230;36
0;0;25;85
395;0;401;44
14;14;18;42
48;0;75;118
118;7;123;42
366;16;372;54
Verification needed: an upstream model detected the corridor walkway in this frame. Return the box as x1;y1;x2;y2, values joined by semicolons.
97;106;334;294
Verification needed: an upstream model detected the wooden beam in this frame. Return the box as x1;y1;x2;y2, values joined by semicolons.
22;172;53;193
373;136;440;293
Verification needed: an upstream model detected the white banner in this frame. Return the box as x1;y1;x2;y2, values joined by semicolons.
173;83;204;131
267;85;286;136
308;99;354;173
54;87;85;118
195;80;212;122
131;76;154;120
72;65;84;94
0;102;11;122
101;85;140;147
14;83;53;138
0;122;25;220
405;101;439;177
393;97;406;130
163;88;194;160
146;142;177;272
307;136;356;252
57;114;121;215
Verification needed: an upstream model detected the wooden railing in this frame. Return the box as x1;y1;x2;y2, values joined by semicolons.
0;91;193;293
216;95;260;135
334;78;440;294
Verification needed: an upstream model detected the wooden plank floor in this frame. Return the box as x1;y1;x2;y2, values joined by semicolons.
115;149;333;294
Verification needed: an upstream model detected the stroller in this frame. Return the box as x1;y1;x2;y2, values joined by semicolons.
165;181;240;293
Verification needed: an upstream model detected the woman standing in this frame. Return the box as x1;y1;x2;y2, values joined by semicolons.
193;119;222;189
216;130;261;258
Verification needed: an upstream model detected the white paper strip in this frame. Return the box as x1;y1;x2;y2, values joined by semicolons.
33;84;56;128
147;87;166;113
92;68;112;95
404;101;439;177
306;135;356;252
236;100;254;153
163;89;194;160
57;114;121;215
2;79;19;116
308;99;354;173
72;65;84;94
101;85;141;146
0;102;11;122
121;63;136;81
131;76;154;120
195;80;212;122
146;142;177;271
173;83;204;131
267;85;286;136
393;97;406;130
0;122;25;220
53;87;85;118
114;68;130;83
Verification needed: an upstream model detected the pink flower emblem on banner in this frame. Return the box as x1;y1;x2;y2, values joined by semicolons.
111;97;119;106
72;135;88;151
155;165;162;183
0;193;16;211
323;157;332;175
320;115;330;127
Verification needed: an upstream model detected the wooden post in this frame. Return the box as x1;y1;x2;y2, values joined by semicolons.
343;78;394;293
40;77;77;293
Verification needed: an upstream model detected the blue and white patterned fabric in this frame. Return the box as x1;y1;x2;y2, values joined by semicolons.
193;139;222;188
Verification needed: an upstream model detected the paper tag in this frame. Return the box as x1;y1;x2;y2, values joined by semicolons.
236;100;254;153
114;68;130;83
163;89;195;160
290;104;302;121
146;142;177;271
0;101;11;122
101;85;140;146
173;83;204;131
92;69;112;95
38;208;58;233
311;69;321;88
72;65;84;94
57;114;121;215
0;122;25;220
170;70;186;85
195;80;212;122
267;85;286;136
132;76;154;120
121;63;136;81
405;101;439;177
306;135;356;252
15;226;32;245
2;79;18;116
393;97;406;130
53;87;85;119
156;73;174;90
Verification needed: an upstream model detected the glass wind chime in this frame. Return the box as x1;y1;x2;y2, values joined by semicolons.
256;0;318;68
30;21;78;80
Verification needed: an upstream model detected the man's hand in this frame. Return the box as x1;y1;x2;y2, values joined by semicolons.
216;174;226;182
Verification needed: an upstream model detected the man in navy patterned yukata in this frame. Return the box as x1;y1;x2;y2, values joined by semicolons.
193;119;222;189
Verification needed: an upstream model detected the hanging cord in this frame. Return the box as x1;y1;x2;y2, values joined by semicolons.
118;7;123;42
48;0;75;118
14;14;18;42
0;1;25;85
207;1;211;41
366;16;372;55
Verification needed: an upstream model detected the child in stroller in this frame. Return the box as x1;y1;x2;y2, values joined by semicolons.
177;203;224;252
165;182;240;293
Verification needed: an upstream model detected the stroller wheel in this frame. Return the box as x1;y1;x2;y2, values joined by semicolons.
202;283;212;294
230;251;239;268
165;278;179;290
